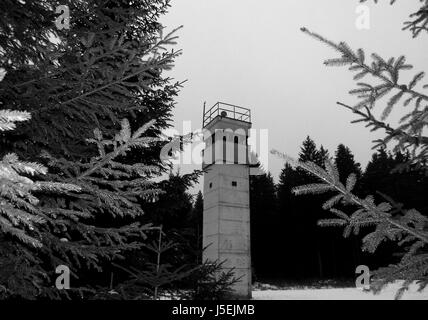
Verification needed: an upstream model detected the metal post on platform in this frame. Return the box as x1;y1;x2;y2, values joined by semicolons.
203;101;206;127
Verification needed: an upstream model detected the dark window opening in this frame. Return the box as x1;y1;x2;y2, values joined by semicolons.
232;181;237;187
223;136;227;163
209;182;213;189
234;136;239;164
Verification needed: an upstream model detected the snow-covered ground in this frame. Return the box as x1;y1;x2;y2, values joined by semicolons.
252;281;428;300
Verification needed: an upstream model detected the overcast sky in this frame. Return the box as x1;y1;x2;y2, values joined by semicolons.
161;0;426;187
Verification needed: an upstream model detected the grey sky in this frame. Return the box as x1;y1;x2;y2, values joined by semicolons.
161;0;426;186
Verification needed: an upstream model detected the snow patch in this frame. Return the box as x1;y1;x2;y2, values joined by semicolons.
252;281;428;300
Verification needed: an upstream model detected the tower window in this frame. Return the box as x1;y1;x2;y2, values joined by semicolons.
231;181;237;187
209;182;213;189
223;136;227;163
234;136;239;164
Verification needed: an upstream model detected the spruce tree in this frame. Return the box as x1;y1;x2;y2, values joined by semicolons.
276;163;301;279
332;144;363;278
335;144;362;186
298;137;331;278
137;170;201;269
298;136;320;164
0;0;186;298
277;163;299;218
191;191;204;263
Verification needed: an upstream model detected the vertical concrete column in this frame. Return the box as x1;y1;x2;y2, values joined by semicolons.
202;116;252;299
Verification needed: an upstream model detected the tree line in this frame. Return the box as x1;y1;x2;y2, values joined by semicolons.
249;136;428;282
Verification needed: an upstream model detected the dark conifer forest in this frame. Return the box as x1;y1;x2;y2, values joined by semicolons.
249;137;428;283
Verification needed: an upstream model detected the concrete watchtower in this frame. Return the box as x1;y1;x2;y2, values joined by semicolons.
202;102;253;299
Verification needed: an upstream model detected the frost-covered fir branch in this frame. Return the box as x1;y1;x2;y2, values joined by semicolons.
301;27;428;108
293;7;428;298
0;117;165;299
0;110;80;248
271;149;428;299
0;109;30;132
0;109;161;297
337;101;428;170
0;152;80;248
35;118;163;267
301;27;428;173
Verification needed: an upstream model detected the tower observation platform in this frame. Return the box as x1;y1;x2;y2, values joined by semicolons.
203;102;251;128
